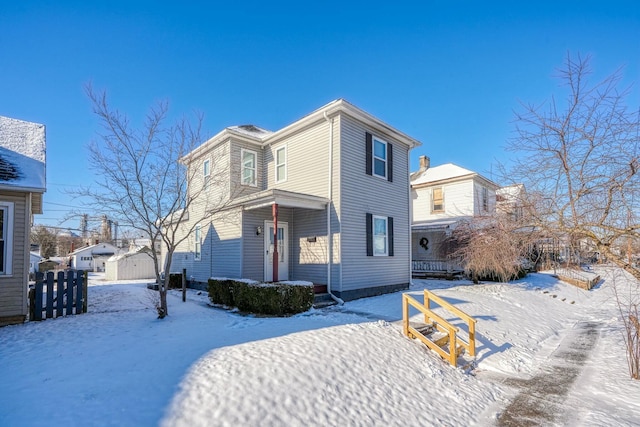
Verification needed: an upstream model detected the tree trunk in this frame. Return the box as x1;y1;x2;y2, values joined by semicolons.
601;246;640;282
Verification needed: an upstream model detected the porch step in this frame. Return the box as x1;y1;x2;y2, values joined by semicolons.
313;293;338;308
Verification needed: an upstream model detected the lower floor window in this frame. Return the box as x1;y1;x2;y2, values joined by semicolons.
0;202;14;275
366;213;394;257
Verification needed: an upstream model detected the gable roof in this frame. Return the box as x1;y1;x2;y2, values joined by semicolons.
184;99;421;162
0;116;46;192
411;162;499;189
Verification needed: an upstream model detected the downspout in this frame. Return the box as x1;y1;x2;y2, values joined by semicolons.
408;148;413;287
324;111;344;305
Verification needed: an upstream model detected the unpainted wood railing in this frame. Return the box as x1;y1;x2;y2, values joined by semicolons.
402;289;476;367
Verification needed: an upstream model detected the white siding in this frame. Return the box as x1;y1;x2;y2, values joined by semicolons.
412;180;475;221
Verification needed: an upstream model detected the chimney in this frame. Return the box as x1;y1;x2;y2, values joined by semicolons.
419;155;430;171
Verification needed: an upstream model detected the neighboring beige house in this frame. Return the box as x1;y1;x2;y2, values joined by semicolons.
0;116;46;326
165;99;421;301
410;156;499;275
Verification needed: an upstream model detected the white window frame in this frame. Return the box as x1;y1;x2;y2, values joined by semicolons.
372;215;388;256
482;186;489;212
203;159;211;189
275;145;287;183
241;149;257;187
432;187;444;213
194;224;202;261
0;202;14;275
372;137;388;179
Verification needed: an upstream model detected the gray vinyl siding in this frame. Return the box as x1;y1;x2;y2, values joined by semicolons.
291;209;328;284
210;209;243;279
229;139;264;196
264;122;330;197
263;118;341;285
242;207;293;281
0;192;29;321
338;115;411;293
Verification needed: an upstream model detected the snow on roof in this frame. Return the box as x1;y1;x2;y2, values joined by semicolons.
0;116;46;191
227;124;273;140
411;163;476;186
497;183;525;197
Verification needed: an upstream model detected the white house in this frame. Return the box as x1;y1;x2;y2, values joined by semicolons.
69;243;119;272
29;252;42;275
410;156;499;274
105;249;156;281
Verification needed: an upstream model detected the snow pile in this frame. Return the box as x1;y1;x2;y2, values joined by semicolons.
0;270;638;427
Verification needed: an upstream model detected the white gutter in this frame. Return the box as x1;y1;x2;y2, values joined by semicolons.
324;111;344;305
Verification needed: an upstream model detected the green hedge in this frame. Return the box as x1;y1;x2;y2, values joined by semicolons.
208;279;314;316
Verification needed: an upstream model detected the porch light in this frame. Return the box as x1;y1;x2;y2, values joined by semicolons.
256;226;262;236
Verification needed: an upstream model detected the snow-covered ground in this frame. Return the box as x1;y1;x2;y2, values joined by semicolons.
1;268;638;426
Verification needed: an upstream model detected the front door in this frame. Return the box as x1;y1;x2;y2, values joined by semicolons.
264;221;289;281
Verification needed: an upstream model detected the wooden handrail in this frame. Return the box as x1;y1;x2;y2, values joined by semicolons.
424;290;476;357
402;290;477;367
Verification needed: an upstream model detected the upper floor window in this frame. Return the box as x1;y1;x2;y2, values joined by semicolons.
203;159;211;189
365;132;393;182
194;224;202;261
0;203;13;275
275;146;287;183
482;186;489;212
241;149;257;187
432;187;444;213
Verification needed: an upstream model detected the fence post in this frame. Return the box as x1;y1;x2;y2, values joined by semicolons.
65;270;74;315
182;268;187;302
34;272;44;321
56;271;65;317
28;286;35;321
83;271;88;313
75;270;84;314
45;272;55;319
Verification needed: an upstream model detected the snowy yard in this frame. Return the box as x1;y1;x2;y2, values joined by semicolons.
1;269;639;426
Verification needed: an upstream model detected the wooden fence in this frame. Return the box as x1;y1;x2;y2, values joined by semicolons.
29;270;87;321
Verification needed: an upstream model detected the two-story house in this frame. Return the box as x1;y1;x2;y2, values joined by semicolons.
166;99;421;301
0;116;46;326
410;156;499;275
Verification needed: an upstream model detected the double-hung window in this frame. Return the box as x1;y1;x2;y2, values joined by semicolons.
0;203;14;275
482;186;489;212
203;159;211;189
241;149;257;186
366;213;394;257
365;132;393;182
194;224;201;261
373;138;387;178
275;146;287;183
373;216;388;256
432;187;444;213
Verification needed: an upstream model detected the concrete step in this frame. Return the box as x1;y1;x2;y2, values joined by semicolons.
313;293;337;308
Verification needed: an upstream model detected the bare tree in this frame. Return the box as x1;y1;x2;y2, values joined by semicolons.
80;85;231;318
30;226;57;258
448;215;540;283
502;53;640;280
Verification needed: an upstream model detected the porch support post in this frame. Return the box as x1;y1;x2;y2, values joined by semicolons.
272;203;279;282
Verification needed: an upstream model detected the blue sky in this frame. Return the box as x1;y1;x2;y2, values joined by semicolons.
1;1;639;229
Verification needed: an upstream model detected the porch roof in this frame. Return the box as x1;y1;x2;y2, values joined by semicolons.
232;189;329;211
412;218;466;231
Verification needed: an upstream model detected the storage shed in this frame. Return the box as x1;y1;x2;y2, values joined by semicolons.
105;250;156;281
